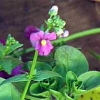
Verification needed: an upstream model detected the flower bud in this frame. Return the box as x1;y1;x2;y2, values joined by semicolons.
48;5;58;16
59;30;69;38
62;30;69;37
54;28;63;36
56;29;64;35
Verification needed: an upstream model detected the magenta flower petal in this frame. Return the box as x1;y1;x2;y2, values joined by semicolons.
35;41;44;55
25;25;39;39
37;31;44;38
35;41;41;50
44;32;56;40
35;40;53;56
43;40;53;55
30;33;40;47
40;46;50;56
46;40;54;50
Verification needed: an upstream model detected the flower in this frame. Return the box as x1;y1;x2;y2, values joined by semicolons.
0;39;5;45
0;71;10;79
11;65;22;76
0;65;23;79
60;30;69;38
30;31;56;56
25;25;39;39
48;5;58;16
55;28;69;38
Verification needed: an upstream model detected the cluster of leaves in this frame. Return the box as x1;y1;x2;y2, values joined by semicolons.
0;34;23;100
0;34;23;75
1;45;100;100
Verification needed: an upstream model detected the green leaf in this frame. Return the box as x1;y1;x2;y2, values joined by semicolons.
0;74;28;85
0;57;23;75
26;95;50;100
6;43;23;55
33;71;62;81
0;44;5;58
36;62;52;71
53;64;68;90
37;54;55;66
8;57;23;69
24;61;52;71
0;59;12;74
89;50;100;60
40;80;57;90
49;89;66;100
13;82;26;93
30;83;51;98
53;64;67;79
78;71;100;90
66;71;77;93
54;45;89;76
66;71;77;82
0;78;20;100
64;93;74;100
48;80;57;90
40;24;45;31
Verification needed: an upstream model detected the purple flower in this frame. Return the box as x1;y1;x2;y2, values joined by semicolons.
25;25;39;39
30;31;56;56
0;39;5;45
0;65;23;79
0;71;10;79
59;30;69;38
11;65;22;76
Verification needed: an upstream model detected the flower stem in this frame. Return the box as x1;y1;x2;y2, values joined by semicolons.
21;50;38;100
52;28;100;46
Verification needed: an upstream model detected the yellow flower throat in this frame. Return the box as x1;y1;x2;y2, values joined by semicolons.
41;39;47;46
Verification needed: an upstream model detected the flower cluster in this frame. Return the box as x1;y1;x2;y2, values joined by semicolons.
25;5;69;56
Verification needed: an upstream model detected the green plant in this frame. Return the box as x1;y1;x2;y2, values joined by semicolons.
0;5;100;100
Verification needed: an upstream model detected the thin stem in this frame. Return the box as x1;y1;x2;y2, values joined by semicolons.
21;50;38;100
52;28;100;46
